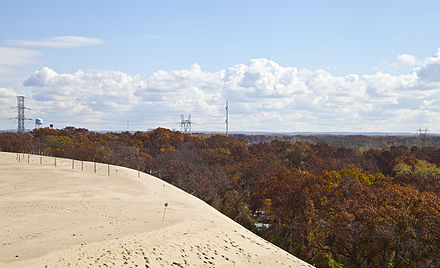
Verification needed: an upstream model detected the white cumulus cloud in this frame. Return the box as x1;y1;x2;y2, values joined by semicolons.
416;48;440;84
397;54;418;66
388;54;419;71
8;48;440;132
23;67;144;126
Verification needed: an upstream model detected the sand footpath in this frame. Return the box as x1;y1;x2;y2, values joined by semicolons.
0;152;313;267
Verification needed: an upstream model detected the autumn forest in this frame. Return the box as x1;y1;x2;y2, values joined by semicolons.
1;127;439;267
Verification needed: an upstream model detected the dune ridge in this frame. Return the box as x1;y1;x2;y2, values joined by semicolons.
0;152;313;267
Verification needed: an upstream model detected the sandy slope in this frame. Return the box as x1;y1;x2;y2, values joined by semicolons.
0;152;313;268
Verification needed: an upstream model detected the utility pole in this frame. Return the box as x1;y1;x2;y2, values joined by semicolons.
127;120;129;132
225;100;229;136
11;96;31;134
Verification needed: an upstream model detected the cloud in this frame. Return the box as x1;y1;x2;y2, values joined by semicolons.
417;62;440;83
397;54;418;66
0;87;19;128
0;87;18;110
0;46;41;84
23;67;144;125
416;48;440;84
14;48;440;132
0;46;41;68
389;54;419;70
6;36;105;48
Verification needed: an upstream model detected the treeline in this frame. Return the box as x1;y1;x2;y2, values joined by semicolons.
1;127;439;267
231;133;440;150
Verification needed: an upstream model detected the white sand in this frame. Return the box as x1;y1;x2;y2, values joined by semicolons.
0;152;313;268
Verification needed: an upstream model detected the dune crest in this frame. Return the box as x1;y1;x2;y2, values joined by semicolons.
0;152;313;267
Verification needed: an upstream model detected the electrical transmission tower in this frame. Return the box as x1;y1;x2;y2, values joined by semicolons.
10;96;31;134
180;114;192;134
225;100;229;136
417;127;429;138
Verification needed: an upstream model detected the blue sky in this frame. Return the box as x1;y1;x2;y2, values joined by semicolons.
1;1;440;132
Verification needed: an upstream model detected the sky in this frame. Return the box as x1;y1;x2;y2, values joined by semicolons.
1;0;440;133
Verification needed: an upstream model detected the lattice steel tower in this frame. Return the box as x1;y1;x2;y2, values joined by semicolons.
12;96;31;134
180;114;192;134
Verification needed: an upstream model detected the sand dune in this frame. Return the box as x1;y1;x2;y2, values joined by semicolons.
0;152;313;268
